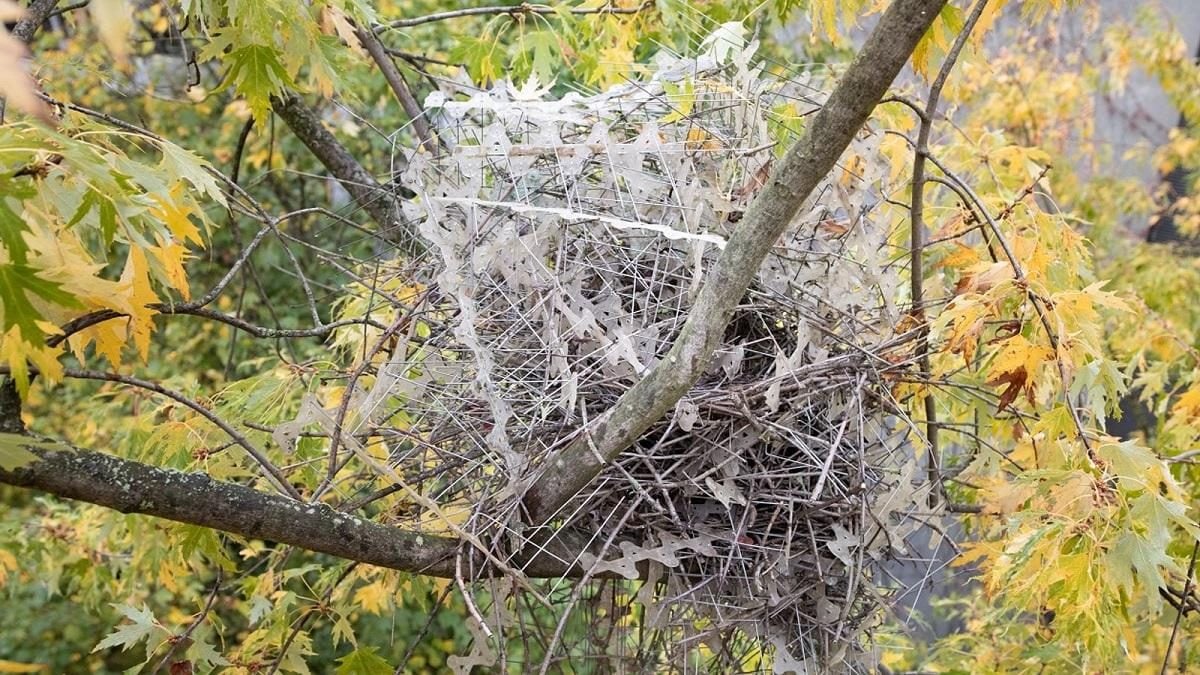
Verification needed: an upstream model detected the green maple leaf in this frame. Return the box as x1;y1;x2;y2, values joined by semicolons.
0;433;57;471
92;604;161;653
224;44;295;121
335;647;393;675
158;140;227;207
0;264;82;342
0;196;32;265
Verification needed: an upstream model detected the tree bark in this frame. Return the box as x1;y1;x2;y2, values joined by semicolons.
522;0;948;524
0;443;590;579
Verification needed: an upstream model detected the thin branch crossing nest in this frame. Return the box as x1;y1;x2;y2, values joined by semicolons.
332;36;933;673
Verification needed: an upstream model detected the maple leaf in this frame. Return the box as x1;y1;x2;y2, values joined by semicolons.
352;580;391;615
222;44;295;121
92;603;162;653
118;248;161;361
0;327;63;395
90;0;133;66
0;548;17;586
157;141;227;208
150;240;192;301
0;264;80;342
150;185;204;247
989;366;1028;413
320;5;365;58
1171;385;1200;419
335;647;393;675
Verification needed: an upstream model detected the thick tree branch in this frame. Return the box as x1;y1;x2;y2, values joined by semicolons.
270;93;416;246
522;0;948;524
11;0;59;42
0;444;592;579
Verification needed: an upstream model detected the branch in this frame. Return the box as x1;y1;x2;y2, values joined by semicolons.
354;24;437;153
0;0;59;123
380;1;653;30
270;93;417;247
11;0;60;42
522;0;949;524
909;0;990;507
0;443;593;579
4;365;299;499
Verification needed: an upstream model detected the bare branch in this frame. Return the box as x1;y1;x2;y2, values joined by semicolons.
909;0;990;507
522;0;949;524
354;24;438;153
380;1;653;31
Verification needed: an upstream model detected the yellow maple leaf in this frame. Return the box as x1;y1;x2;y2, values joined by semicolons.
1171;386;1200;420
150;239;191;301
118;248;160;361
0;548;17;586
90;0;133;67
71;316;128;368
353;580;392;615
150;183;204;247
0;326;63;396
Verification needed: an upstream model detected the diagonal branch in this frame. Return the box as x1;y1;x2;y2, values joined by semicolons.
521;0;949;524
270;93;417;246
0;443;595;579
354;24;437;153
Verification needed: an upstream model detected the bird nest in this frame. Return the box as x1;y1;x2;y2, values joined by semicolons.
347;38;932;673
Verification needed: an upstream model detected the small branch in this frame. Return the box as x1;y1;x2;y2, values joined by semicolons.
909;0;990;508
380;1;653;31
354;24;437;153
148;570;221;675
1163;541;1200;675
6;364;299;499
312;306;420;501
46;0;88;20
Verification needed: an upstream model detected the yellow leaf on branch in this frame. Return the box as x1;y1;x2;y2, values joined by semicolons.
118;248;160;362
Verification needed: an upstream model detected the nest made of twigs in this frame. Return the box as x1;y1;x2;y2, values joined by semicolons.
352;43;934;673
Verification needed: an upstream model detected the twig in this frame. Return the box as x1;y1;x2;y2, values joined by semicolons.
264;564;357;675
149;570;222;675
1163;541;1200;675
354;24;438;153
46;0;88;20
908;0;991;508
311;303;422;502
379;1;653;31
